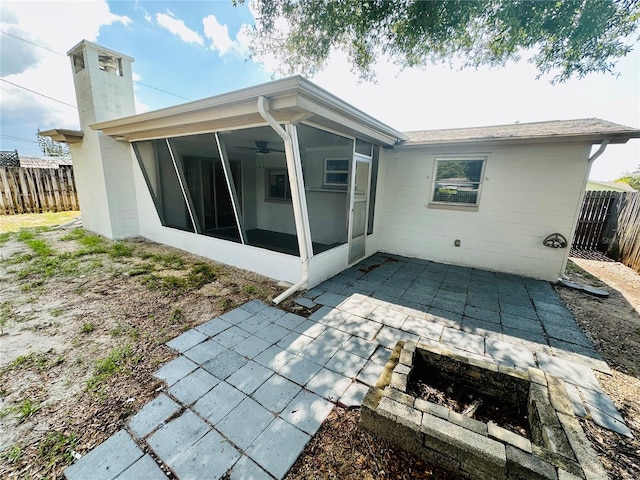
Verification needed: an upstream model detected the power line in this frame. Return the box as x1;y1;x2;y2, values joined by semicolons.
0;134;39;144
0;78;77;108
1;30;191;101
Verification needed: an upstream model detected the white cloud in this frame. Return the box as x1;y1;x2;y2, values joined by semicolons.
202;14;251;58
156;12;204;46
0;1;132;155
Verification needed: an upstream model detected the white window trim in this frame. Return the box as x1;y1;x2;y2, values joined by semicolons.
429;156;486;210
265;168;292;203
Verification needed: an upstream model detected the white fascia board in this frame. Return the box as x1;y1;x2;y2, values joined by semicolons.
401;133;639;148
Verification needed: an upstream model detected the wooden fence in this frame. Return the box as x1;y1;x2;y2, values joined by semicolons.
573;190;640;272
0;165;78;215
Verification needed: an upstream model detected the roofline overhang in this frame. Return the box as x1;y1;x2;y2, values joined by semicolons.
38;129;84;144
398;131;640;148
91;76;408;146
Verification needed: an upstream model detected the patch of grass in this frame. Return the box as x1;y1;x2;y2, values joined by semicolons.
37;432;78;467
0;211;80;233
1;301;14;328
81;322;95;333
86;344;139;392
16;230;36;242
140;252;185;268
169;307;184;324
0;398;41;423
0;232;11;244
0;445;23;464
76;234;109;255
187;263;218;288
110;242;134;258
50;308;64;317
127;263;154;277
242;285;256;294
24;237;54;257
1;351;63;374
61;227;86;241
219;298;232;311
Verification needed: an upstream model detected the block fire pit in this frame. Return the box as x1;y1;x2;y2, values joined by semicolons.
359;341;606;479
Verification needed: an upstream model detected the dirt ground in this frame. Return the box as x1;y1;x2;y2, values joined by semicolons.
0;226;638;479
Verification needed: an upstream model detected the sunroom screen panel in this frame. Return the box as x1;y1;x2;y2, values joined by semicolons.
133;140;194;232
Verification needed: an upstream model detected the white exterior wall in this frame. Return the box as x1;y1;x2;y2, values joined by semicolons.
377;142;591;281
131;154;301;283
70;41;139;239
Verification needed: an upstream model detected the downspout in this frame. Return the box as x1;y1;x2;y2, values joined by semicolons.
560;140;609;280
257;96;311;304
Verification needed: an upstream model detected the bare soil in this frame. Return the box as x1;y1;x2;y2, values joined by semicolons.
0;226;638;479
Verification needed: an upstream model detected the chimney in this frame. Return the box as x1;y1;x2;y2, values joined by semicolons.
66;40;139;239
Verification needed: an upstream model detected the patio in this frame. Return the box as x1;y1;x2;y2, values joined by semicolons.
64;255;631;480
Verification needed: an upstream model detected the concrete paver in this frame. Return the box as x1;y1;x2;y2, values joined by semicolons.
170;429;241;480
193;381;245;424
65;430;143;480
128;393;180;438
168;368;220;405
281;389;334;435
166;329;207;353
246;418;310;479
229;456;273;480
115;454;168;480
216;397;275;449
148;410;210;466
226;360;273;395
252;374;301;413
154;356;197;387
67;255;631;480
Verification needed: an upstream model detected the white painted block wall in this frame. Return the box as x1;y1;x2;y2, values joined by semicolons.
377;142;591;281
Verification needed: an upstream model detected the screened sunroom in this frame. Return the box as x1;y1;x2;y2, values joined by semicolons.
91;76;406;298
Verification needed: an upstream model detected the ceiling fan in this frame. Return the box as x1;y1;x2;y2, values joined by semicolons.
235;140;285;155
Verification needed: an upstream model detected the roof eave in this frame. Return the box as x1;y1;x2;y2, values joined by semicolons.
39;129;84;144
400;132;640;148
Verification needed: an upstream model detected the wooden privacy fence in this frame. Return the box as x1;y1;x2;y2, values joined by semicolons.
0;165;78;215
573;190;640;272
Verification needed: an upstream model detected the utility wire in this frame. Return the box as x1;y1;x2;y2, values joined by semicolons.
1;30;191;101
0;134;39;144
0;78;77;108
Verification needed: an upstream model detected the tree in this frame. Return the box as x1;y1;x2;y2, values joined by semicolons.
615;166;640;190
36;129;70;157
241;0;640;83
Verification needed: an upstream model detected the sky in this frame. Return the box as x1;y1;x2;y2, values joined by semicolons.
1;0;639;181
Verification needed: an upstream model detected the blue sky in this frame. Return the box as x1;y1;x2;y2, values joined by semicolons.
1;0;639;181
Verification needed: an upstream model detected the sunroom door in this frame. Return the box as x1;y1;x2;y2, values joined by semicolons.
348;155;371;264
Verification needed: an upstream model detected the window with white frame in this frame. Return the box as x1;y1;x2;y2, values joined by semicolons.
266;168;291;201
431;158;485;206
324;158;349;187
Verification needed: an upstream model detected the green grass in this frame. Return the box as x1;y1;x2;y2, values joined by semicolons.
86;344;140;393
0;445;23;464
0;232;12;245
81;322;95;333
37;432;78;467
0;211;80;233
1;351;64;374
242;285;256;294
0;398;41;423
110;242;134;258
0;301;14;329
169;307;184;324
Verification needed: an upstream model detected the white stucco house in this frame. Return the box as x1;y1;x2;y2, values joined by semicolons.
43;40;640;302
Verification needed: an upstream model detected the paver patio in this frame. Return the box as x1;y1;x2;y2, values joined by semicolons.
64;254;632;480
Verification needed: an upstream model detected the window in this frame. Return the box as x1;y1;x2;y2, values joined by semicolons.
431;158;485;206
266;169;291;201
324;158;349;187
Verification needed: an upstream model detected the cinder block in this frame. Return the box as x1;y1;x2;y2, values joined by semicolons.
488;422;531;453
506;445;558;480
557;412;607;479
546;375;574;416
378;397;422;426
448;411;488;436
384;386;415;407
390;371;408;390
414;398;449;420
528;367;548;386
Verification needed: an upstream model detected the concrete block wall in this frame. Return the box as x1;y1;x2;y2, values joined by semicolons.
68;40;139;239
377;142;591;281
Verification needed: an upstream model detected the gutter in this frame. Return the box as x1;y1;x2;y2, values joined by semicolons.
560;140;609;281
257;96;312;305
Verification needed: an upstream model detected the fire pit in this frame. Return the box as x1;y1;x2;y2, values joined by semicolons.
359;341;606;479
